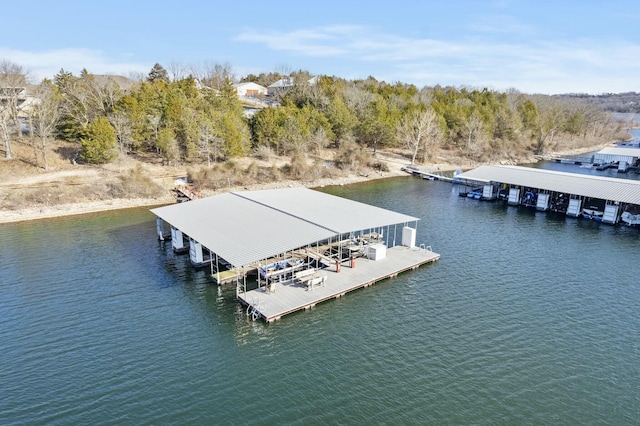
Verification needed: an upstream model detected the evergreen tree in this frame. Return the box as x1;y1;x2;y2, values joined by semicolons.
80;116;117;164
147;63;169;83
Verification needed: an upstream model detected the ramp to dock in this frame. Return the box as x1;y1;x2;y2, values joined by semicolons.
238;245;440;322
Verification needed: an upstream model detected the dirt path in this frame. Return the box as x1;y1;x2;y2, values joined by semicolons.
0;141;616;224
0;169;103;188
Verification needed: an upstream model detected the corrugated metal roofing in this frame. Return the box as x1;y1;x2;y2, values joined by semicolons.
151;193;336;268
235;187;418;234
597;147;640;157
457;165;640;205
151;188;418;267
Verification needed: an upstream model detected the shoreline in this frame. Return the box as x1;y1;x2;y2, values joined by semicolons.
0;169;409;224
0;142;615;225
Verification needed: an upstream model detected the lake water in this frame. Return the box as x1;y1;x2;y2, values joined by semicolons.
1;163;639;424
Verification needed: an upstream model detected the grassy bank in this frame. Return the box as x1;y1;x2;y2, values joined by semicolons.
0;135;618;224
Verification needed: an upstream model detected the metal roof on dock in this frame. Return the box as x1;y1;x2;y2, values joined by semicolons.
151;188;418;267
596;147;640;157
457;165;640;205
235;187;417;233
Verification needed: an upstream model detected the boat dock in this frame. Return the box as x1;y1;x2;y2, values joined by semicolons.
151;187;440;322
534;154;595;165
536;147;640;172
456;165;640;226
239;246;440;322
401;165;456;182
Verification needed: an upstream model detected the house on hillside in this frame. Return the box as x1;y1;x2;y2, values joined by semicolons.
267;77;294;97
267;75;319;97
0;85;39;118
234;82;267;98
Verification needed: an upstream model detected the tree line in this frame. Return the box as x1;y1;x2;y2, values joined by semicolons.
555;92;640;114
0;60;623;170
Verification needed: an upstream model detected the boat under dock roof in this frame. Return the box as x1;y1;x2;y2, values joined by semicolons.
457;165;640;205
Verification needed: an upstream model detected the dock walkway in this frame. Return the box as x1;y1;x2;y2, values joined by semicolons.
401;165;456;182
238;245;440;322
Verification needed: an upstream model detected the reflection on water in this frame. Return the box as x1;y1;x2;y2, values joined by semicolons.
1;175;639;424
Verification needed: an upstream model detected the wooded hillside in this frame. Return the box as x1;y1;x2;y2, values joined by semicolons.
555;92;640;114
1;60;629;175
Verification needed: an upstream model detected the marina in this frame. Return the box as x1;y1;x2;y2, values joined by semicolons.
151;187;440;321
455;165;640;225
535;146;640;171
592;146;640;172
3;175;640;425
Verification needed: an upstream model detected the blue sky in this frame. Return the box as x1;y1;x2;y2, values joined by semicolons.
1;0;638;94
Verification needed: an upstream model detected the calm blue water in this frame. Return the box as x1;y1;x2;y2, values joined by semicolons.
1;169;639;424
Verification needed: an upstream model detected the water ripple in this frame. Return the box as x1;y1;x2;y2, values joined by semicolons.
1;180;639;424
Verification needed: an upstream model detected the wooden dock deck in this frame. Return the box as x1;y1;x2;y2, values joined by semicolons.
237;245;440;322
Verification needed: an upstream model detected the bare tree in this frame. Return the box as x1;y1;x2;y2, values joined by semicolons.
0;59;28;158
342;85;378;119
79;70;122;116
0;112;11;159
275;64;292;79
109;110;133;155
167;61;188;82
463;111;487;159
55;69;108;135
397;108;441;164
192;62;235;90
308;128;330;154
196;118;224;166
31;80;61;169
127;71;146;82
415;86;434;105
530;96;562;154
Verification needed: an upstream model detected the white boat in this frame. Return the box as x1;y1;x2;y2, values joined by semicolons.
621;211;640;227
259;258;305;279
582;208;604;221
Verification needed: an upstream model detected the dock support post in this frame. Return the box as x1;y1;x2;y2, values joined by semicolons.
171;227;186;252
189;238;204;265
156;218;165;240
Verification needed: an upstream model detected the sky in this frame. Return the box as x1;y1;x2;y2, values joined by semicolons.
1;0;639;95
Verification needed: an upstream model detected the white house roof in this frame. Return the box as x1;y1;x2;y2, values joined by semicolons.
151;188;418;267
457;165;640;205
268;77;294;88
267;76;318;88
234;82;267;90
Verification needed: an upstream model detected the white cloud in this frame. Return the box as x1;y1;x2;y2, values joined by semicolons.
468;14;534;36
236;26;352;57
235;24;640;94
0;46;150;82
3;22;638;95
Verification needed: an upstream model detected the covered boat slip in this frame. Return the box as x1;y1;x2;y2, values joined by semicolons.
456;165;640;224
240;246;440;322
593;147;640;171
151;187;439;320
